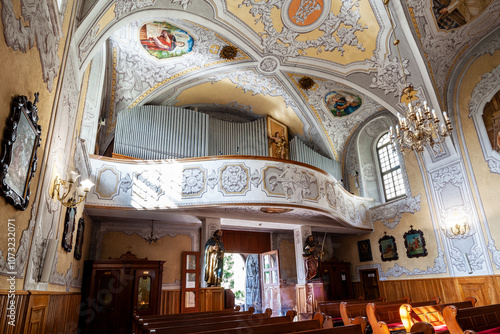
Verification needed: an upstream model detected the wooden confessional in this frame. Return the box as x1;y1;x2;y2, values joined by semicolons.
79;252;164;334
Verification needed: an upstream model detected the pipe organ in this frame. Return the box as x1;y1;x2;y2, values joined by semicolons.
114;105;340;180
289;137;341;181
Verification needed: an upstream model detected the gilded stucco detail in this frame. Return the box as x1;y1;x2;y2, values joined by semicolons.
239;0;367;58
302;75;381;156
406;0;500;98
220;164;249;194
182;167;206;196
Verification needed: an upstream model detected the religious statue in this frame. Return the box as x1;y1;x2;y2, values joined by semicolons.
303;235;323;281
204;229;225;287
270;131;287;159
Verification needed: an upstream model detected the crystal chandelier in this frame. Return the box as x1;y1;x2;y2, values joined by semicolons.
383;0;453;154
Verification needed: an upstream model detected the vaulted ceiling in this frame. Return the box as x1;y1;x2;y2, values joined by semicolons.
86;0;499;165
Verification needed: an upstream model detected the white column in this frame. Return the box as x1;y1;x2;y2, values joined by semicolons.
200;218;222;287
294;225;312;285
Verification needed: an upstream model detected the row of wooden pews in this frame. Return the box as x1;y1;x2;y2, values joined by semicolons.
132;306;366;334
317;296;494;334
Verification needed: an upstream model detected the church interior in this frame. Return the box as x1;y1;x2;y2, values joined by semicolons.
0;0;500;333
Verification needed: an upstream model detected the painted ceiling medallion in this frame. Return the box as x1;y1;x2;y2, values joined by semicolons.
139;21;194;59
281;0;331;33
220;45;238;60
260;207;293;214
325;90;362;117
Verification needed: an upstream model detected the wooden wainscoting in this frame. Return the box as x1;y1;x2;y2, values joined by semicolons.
161;287;224;314
353;275;500;306
160;289;181;314
0;290;81;334
200;287;224;311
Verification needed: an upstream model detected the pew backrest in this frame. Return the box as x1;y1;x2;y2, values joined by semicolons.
144;314;288;334
400;299;476;332
340;298;410;325
443;304;500;334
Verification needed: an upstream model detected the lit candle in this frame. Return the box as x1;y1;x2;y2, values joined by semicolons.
68;171;80;183
443;111;450;123
432;109;437;120
389;126;394;136
408;103;413;114
423;101;428;112
396;125;400;137
440;123;446;133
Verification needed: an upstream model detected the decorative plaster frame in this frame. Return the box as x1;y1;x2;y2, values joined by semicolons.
468;65;500;174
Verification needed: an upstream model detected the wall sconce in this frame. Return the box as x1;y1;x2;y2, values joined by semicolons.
441;206;472;239
53;171;94;208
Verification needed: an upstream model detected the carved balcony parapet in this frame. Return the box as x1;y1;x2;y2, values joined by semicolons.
86;155;375;230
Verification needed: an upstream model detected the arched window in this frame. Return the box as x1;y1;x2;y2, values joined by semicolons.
376;133;405;201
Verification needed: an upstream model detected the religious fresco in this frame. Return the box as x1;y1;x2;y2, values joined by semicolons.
433;0;492;30
324;91;362;117
139;22;194;59
482;90;500;153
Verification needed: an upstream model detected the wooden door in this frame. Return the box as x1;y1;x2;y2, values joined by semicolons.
91;269;122;334
181;252;201;313
360;269;380;300
245;254;262;313
260;250;281;316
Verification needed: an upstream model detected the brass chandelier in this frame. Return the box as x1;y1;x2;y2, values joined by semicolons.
383;0;453;154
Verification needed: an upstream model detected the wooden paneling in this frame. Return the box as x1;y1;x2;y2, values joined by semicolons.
161;289;181;314
0;290;29;334
0;290;80;334
222;230;271;254
200;287;224;312
355;276;500;306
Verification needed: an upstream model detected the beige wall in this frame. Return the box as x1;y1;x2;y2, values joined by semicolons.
100;231;193;285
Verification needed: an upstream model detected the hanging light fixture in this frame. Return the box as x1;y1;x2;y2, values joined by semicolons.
383;0;453;154
146;220;159;244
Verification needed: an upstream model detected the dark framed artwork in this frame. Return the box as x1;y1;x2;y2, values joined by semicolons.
74;217;85;260
379;233;398;261
0;94;41;210
62;206;77;252
357;239;373;262
403;225;428;258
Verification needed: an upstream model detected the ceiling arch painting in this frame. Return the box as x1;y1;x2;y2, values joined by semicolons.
81;0;499;166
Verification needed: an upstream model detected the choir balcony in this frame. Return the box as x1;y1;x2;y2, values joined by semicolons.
85;155;375;232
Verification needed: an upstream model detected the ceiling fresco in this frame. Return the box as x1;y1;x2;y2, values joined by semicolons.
88;0;499;165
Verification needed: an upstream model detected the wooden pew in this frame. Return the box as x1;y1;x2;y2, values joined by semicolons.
192;317;321;334
400;297;477;332
443;303;500;334
144;311;295;334
339;298;411;327
138;311;272;334
293;324;363;334
317;297;386;326
133;307;253;333
366;298;441;334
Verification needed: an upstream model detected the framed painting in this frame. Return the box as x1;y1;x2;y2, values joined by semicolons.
62;206;77;252
378;233;398;261
267;117;289;160
357;239;372;262
403;226;428;258
0;94;42;210
74;217;85;260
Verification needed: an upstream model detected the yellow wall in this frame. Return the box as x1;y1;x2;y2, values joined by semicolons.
456;50;500;275
100;231;193;285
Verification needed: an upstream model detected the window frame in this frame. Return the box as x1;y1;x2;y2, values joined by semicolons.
374;132;406;202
